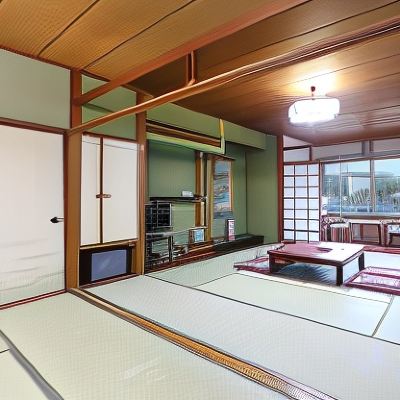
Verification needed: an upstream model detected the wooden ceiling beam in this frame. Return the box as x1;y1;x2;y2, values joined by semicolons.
68;16;400;136
74;0;309;106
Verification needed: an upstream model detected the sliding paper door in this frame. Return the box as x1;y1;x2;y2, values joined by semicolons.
0;126;64;305
103;139;138;242
283;163;320;242
81;136;101;245
81;136;138;245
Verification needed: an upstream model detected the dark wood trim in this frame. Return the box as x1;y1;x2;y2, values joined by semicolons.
70;16;400;134
146;120;221;147
82;131;138;143
283;145;311;151
80;70;152;97
0;290;66;310
195;151;203;226
277;135;284;242
135;93;147;275
0;45;73;72
70;287;336;400
0;117;65;135
75;0;309;106
284;160;318;166
99;137;104;243
65;70;82;289
79;273;138;290
268;245;364;268
80;239;137;250
185;51;196;85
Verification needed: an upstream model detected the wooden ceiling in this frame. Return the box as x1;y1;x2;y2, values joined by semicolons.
0;0;399;145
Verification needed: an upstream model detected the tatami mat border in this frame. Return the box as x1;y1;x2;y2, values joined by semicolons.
70;288;337;400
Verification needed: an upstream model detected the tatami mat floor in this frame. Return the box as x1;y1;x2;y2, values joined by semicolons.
88;274;400;400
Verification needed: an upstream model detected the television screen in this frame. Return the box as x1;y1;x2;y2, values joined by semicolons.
91;250;127;281
80;246;131;285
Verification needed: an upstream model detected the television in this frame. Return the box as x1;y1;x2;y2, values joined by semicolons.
79;246;132;285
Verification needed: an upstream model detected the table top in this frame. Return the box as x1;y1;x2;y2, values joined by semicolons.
268;242;364;267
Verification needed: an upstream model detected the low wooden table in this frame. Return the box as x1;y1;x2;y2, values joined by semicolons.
268;242;365;286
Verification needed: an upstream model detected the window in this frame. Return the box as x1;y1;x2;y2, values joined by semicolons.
375;158;400;214
322;157;400;215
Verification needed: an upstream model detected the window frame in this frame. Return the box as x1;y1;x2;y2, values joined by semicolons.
322;155;400;217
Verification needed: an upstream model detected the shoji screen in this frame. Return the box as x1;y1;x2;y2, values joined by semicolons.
283;163;320;242
0;126;64;305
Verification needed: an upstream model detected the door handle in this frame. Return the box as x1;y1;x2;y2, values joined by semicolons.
50;217;64;223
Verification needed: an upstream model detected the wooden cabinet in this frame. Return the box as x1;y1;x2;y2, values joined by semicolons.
81;136;138;245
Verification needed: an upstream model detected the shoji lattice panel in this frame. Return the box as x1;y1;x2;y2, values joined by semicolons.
283;163;320;242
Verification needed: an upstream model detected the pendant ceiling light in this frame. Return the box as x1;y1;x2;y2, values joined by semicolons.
288;86;340;124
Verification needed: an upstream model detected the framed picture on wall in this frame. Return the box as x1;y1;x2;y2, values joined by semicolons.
212;157;233;218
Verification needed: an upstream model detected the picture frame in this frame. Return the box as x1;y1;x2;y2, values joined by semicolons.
212;156;233;218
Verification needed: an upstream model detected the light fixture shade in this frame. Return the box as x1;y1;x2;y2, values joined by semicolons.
288;97;340;124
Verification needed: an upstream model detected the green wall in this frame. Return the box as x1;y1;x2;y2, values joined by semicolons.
246;135;278;243
82;75;136;139
0;49;70;128
148;140;249;237
148;141;195;197
148;141;196;233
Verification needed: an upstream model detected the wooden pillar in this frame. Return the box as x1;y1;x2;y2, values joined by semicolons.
195;151;204;226
65;70;82;288
134;92;147;274
277;135;284;242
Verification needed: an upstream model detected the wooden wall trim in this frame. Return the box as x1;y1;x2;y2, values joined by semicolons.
0;117;65;134
69;16;400;136
70;288;337;400
277;135;284;242
195;151;203;226
134;92;147;275
65;70;82;289
146;119;221;147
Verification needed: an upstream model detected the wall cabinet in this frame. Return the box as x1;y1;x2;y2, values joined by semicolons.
81;136;138;245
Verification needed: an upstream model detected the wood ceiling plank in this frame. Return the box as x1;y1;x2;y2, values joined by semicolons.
179;34;400;113
197;0;396;74
0;0;96;56
86;0;307;80
198;1;400;80
41;0;192;69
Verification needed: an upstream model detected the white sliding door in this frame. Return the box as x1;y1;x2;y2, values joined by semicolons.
81;136;101;245
81;136;138;245
103;139;138;242
0;126;64;305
